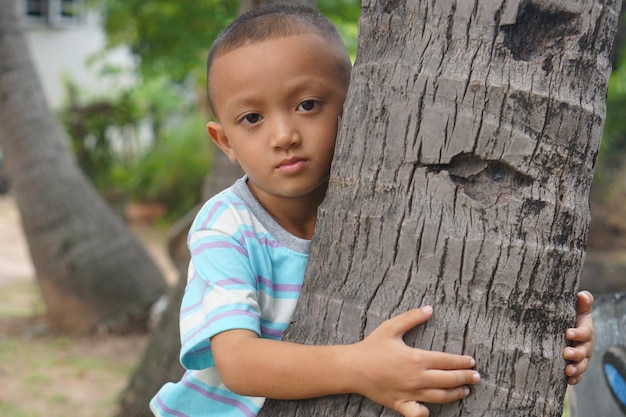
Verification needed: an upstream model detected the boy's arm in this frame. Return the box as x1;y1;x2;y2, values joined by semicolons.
563;290;594;385
212;306;481;417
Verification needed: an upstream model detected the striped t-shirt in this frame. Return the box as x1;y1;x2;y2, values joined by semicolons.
150;177;310;417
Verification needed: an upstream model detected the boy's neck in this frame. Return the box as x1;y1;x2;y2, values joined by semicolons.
246;181;327;240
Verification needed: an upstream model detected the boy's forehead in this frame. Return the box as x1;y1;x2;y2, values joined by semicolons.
219;31;337;59
207;31;350;117
211;33;343;76
208;34;347;111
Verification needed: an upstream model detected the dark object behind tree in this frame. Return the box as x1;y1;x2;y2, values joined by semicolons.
569;292;626;416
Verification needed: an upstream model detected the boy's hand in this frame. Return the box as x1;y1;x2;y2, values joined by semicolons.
563;291;594;385
352;307;480;417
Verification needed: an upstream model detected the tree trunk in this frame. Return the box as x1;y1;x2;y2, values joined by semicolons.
260;1;620;416
0;0;167;335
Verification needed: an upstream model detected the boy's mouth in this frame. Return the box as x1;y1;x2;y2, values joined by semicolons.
277;157;307;173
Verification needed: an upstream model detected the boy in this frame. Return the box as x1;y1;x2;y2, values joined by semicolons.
151;5;594;417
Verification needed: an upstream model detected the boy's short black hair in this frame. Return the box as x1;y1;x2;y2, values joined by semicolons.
206;4;352;116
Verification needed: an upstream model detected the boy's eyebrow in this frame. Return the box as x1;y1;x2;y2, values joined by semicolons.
224;97;261;113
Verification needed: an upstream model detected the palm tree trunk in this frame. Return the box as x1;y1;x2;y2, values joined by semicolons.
260;0;620;416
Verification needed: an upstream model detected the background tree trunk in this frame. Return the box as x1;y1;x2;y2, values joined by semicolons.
0;0;167;335
260;1;620;416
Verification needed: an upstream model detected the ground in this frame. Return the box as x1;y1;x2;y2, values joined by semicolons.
0;194;177;417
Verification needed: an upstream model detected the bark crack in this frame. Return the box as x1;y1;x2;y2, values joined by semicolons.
425;154;534;207
499;3;580;62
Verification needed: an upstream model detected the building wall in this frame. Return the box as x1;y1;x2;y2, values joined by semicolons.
23;10;134;108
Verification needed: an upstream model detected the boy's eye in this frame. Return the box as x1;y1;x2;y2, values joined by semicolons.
297;100;318;112
242;113;261;124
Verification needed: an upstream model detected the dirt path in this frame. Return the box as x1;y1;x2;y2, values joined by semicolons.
0;194;176;417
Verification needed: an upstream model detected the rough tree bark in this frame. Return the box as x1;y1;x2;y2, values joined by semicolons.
260;1;620;416
0;0;167;335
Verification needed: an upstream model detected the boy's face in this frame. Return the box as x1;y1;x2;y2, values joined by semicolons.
207;33;348;205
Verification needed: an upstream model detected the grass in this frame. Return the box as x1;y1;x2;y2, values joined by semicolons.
0;198;172;417
0;280;148;417
0;281;43;317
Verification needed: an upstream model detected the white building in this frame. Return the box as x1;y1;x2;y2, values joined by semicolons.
19;0;135;108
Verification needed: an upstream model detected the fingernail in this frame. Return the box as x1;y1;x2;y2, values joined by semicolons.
464;387;471;396
472;372;481;383
470;358;476;367
422;305;433;313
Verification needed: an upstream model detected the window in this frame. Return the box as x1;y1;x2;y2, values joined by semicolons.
22;0;81;27
60;0;77;18
26;0;46;17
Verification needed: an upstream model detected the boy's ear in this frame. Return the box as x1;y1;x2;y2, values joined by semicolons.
207;121;237;163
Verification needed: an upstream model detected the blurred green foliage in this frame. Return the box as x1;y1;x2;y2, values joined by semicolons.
596;64;626;196
595;15;626;201
130;114;212;220
59;79;143;189
318;0;361;58
93;0;238;83
59;77;211;221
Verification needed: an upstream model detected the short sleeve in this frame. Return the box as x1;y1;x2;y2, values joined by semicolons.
178;201;262;370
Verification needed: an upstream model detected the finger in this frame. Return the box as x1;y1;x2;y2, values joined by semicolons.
417;369;481;389
395;401;430;417
414;386;472;404
567;306;594;342
567;374;582;385
566;325;593;343
576;291;594;315
575;356;590;375
565;322;594;348
385;306;434;336
566;357;589;377
418;350;477;371
563;346;588;363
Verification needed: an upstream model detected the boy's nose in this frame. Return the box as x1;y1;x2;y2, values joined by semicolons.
271;116;301;149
